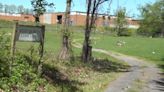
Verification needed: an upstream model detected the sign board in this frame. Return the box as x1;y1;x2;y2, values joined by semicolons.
15;25;44;42
11;23;45;56
11;23;45;76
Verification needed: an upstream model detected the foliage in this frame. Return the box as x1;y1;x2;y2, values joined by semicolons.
17;5;24;14
0;3;33;14
0;32;11;78
8;5;17;14
0;54;47;92
114;7;128;36
117;28;132;36
31;0;54;22
138;0;164;37
0;3;3;12
0;32;47;92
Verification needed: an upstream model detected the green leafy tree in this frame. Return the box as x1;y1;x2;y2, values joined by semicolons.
114;7;128;36
8;5;17;14
24;8;30;14
17;5;24;14
138;0;164;37
31;0;54;23
4;4;9;13
0;3;3;12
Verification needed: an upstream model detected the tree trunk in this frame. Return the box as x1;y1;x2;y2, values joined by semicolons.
81;0;92;62
34;14;40;23
59;0;72;60
81;0;111;62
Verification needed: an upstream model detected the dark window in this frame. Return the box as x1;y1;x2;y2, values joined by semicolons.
102;16;105;20
57;15;62;24
24;16;29;19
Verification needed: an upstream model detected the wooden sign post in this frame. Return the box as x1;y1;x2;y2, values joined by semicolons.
11;23;45;76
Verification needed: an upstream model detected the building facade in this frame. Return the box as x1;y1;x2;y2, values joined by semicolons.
0;11;139;29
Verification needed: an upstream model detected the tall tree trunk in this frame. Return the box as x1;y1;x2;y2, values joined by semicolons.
81;0;112;62
59;0;72;60
81;0;92;62
34;14;40;23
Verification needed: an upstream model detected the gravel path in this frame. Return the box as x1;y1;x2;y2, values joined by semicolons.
73;42;163;92
97;49;163;92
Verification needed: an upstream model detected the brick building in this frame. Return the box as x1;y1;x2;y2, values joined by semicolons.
0;11;139;29
0;13;34;22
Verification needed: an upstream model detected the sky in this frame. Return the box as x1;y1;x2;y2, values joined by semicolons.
0;0;156;18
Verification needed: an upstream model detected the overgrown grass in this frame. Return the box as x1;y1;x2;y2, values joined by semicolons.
0;21;130;92
1;20;163;91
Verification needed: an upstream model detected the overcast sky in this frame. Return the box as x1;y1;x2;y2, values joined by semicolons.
0;0;156;18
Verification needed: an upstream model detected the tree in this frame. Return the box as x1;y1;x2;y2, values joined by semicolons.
81;0;112;62
114;7;127;36
0;3;3;12
31;0;54;23
138;0;164;37
58;0;72;60
8;5;17;14
24;8;30;14
4;5;9;13
17;5;24;14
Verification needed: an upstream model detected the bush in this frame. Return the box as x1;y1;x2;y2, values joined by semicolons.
0;32;47;92
0;32;11;77
117;28;132;36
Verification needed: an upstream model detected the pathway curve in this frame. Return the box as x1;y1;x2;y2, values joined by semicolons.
73;42;163;92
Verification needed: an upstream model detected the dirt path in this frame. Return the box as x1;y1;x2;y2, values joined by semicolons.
97;50;163;92
73;42;163;92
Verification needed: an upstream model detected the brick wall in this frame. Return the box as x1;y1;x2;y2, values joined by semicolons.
0;13;35;22
0;12;140;29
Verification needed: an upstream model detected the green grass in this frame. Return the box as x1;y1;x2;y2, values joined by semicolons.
91;35;164;69
1;20;163;91
72;31;164;69
0;22;129;92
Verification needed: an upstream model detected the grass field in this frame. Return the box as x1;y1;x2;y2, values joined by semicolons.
92;34;164;69
1;23;163;68
0;21;163;91
72;31;164;70
0;24;129;92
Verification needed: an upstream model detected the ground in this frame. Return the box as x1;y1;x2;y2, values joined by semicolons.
0;22;164;92
74;40;164;92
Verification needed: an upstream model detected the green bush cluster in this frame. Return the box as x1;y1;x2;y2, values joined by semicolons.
0;32;11;77
0;32;47;92
95;26;136;36
117;28;134;36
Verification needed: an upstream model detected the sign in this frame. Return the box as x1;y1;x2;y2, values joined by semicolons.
11;23;45;56
15;25;44;42
11;23;45;76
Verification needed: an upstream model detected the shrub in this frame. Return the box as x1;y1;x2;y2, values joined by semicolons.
117;28;132;36
0;32;11;77
0;32;47;92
